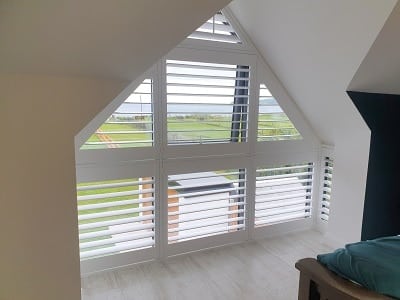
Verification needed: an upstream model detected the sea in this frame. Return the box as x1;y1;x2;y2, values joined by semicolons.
115;103;283;116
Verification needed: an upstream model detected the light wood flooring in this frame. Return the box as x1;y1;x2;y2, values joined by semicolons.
81;230;333;300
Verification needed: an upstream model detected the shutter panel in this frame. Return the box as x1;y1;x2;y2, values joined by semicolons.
82;79;153;149
258;84;302;141
255;163;313;226
188;11;241;44
167;60;249;145
167;170;246;243
321;156;333;221
77;178;155;260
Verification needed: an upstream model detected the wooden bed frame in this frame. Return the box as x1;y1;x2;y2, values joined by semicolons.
295;258;394;300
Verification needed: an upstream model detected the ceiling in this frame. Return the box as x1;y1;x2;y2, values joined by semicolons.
349;2;400;94
0;0;230;81
229;0;397;144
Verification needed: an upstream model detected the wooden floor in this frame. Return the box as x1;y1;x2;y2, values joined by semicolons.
81;230;333;300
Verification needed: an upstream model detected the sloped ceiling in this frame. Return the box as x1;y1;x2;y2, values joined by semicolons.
0;0;231;81
229;0;396;145
349;2;400;94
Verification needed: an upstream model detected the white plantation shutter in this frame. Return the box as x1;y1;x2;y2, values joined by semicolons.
258;84;302;141
75;5;319;273
82;79;153;149
188;11;241;44
167;170;246;243
255;163;313;226
321;156;333;221
167;60;249;145
77;178;155;260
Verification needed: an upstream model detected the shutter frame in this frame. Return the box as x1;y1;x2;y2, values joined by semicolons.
188;11;242;44
320;156;333;221
167;60;250;145
77;177;155;261
167;169;246;244
255;163;314;227
257;84;302;142
82;79;154;150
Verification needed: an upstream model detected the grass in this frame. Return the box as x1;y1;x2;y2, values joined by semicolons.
77;179;150;251
168;114;300;142
81;113;300;150
168;116;232;142
258;113;301;141
98;123;151;143
82;118;153;149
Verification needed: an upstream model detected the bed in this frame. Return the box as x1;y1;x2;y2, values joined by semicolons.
295;236;400;300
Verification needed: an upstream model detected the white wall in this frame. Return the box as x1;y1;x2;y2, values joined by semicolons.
326;130;370;246
349;2;400;94
0;0;231;299
229;0;397;245
0;75;127;300
0;0;232;81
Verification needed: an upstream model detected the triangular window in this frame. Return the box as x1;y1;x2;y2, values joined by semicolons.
188;11;241;44
81;79;153;150
258;84;302;141
76;5;319;275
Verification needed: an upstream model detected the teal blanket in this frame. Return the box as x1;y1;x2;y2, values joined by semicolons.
317;235;400;299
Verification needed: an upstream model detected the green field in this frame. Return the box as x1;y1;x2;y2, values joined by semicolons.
168;116;232;142
77;179;146;253
257;113;301;141
81;113;300;150
77;179;140;224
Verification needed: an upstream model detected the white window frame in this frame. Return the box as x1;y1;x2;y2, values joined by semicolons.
75;7;322;276
162;156;250;257
163;47;258;159
75;67;161;163
178;9;253;54
76;159;160;274
316;144;335;233
252;153;318;240
255;61;319;154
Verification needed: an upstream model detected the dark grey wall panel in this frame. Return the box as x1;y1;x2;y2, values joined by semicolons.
349;91;400;240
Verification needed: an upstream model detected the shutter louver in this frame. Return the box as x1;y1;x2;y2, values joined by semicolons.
188;11;241;44
258;84;302;141
255;163;313;226
167;170;246;243
82;79;153;149
167;60;249;145
321;156;333;221
77;178;155;260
